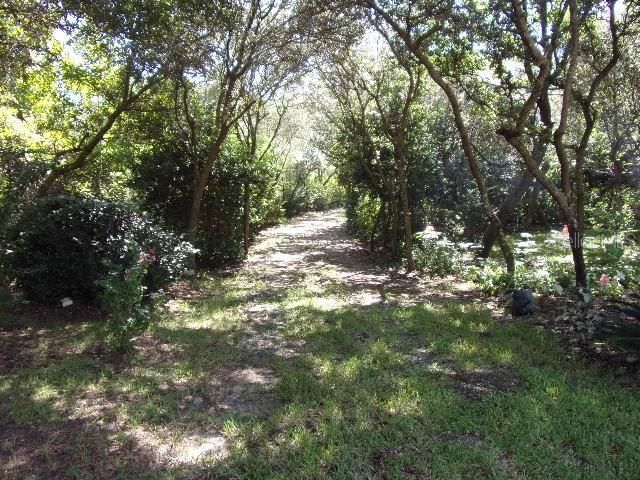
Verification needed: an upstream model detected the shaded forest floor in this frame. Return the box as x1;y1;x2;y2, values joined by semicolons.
2;210;640;479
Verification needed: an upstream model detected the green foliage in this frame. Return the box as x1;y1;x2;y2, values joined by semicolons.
412;232;461;277
586;240;640;295
467;258;576;296
6;195;194;304
281;159;344;217
418;201;465;240
305;175;345;212
95;238;155;351
586;189;638;234
350;193;380;243
471;229;640;296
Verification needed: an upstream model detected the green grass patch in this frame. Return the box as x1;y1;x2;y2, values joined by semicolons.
1;272;639;479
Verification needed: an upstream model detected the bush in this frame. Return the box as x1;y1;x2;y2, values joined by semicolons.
467;257;580;296
354;194;381;244
413;232;461;277
96;239;156;351
7;195;195;304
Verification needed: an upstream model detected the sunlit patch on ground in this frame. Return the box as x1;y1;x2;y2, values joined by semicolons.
130;426;229;465
2;210;640;478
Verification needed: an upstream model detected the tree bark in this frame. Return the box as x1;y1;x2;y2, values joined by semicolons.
187;134;225;242
243;178;251;256
396;141;414;271
371;201;384;252
568;224;588;287
479;170;534;257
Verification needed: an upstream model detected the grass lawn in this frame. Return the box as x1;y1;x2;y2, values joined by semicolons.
1;274;640;479
2;212;640;479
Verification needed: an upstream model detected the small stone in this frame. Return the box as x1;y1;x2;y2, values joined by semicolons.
60;297;73;307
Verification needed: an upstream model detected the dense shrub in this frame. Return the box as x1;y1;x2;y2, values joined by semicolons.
412;232;461;277
7;195;194;304
467;253;583;296
353;194;381;244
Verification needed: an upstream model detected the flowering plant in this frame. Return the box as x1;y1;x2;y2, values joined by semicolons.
96;240;158;351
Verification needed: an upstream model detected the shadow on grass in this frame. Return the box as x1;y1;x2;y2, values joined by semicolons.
2;293;640;478
200;301;640;479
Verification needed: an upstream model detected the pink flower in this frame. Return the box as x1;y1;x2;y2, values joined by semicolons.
600;273;609;288
138;248;158;265
562;225;570;237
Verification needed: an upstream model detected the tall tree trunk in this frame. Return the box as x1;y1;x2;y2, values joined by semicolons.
371;201;384;252
523;180;543;229
243;178;251;257
568;223;588;287
187;134;225;243
364;0;514;275
396;142;414;271
479;171;534;257
390;190;400;258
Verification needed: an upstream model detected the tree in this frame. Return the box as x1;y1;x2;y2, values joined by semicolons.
360;49;421;271
487;0;638;286
2;0;185;206
236;99;287;255
183;0;331;242
362;0;516;275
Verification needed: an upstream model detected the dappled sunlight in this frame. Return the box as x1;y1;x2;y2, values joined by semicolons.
3;211;640;478
129;426;229;466
308;296;347;311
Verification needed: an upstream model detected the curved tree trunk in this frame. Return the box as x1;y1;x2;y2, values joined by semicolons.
479;141;548;257
479;170;534;258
